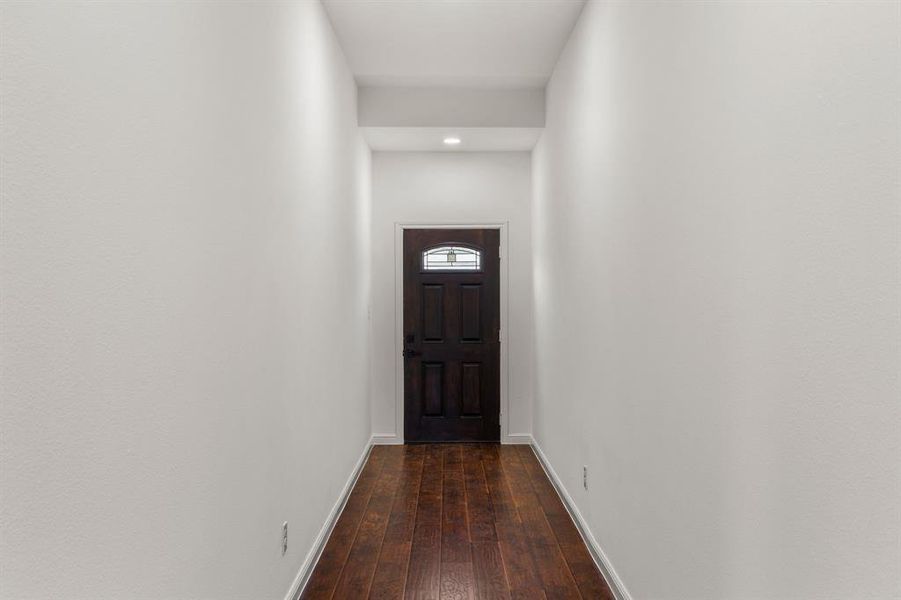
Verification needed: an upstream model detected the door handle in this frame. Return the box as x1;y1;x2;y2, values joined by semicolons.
403;333;419;358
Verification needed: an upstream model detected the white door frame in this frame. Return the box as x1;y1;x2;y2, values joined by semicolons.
392;222;511;444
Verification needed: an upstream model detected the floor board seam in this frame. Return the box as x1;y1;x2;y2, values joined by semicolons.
328;452;390;600
497;446;542;596
399;448;425;598
362;449;405;598
479;447;513;597
514;446;586;600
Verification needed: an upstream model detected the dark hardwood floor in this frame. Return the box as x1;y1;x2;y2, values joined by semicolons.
301;444;615;600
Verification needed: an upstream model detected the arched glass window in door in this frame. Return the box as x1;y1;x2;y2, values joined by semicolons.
422;245;482;271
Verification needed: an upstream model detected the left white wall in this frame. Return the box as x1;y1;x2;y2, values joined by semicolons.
0;3;370;599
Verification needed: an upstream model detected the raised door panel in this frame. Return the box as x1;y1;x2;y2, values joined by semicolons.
422;362;444;416
422;285;445;342
460;284;482;342
461;363;482;416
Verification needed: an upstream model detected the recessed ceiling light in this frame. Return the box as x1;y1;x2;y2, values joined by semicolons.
443;136;461;146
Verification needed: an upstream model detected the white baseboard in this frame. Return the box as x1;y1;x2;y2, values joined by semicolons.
371;433;403;445
502;433;534;445
529;439;632;600
283;437;374;600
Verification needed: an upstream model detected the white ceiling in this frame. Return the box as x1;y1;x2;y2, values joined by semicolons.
322;0;586;88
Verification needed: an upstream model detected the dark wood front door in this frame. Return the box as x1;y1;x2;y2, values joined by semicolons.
403;229;501;442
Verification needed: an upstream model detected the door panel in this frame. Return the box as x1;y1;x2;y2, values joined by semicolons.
422;363;444;416
461;363;482;416
403;229;500;442
422;285;445;341
460;285;482;342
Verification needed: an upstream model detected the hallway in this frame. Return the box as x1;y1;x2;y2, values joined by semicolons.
303;445;613;599
2;1;899;599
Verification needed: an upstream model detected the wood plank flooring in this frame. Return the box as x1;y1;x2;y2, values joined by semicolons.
302;444;614;600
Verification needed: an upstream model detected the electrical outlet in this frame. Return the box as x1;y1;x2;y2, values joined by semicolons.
582;466;588;490
281;521;288;556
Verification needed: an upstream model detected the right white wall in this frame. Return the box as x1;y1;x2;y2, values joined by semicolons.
532;1;900;598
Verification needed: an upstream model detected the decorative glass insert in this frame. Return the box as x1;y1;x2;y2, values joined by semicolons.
422;245;482;271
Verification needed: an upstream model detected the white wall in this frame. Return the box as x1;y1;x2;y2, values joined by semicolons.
370;152;533;442
0;3;370;599
532;1;900;599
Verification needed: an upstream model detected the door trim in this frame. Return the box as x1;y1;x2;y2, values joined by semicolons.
392;222;511;444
